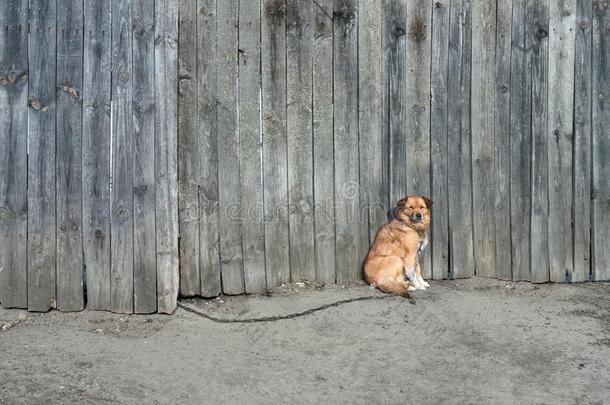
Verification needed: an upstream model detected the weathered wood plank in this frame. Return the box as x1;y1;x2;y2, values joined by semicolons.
530;0;550;283
155;0;180;313
510;0;532;281
26;0;56;311
197;0;222;297
83;0;111;311
405;0;432;279
313;0;335;285
177;0;200;296
0;1;28;310
56;0;84;311
471;0;497;278
493;0;512;281
447;0;474;279
239;0;266;292
333;0;360;283
217;0;245;294
430;0;450;280
111;0;134;314
132;0;157;313
262;0;290;288
573;0;593;282
592;0;610;281
359;0;385;271
548;0;576;282
0;0;28;309
286;0;315;282
385;0;407;205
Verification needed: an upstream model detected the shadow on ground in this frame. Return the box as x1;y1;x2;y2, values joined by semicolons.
1;278;609;404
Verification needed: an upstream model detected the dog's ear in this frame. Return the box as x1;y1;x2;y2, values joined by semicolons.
396;197;408;209
422;196;433;208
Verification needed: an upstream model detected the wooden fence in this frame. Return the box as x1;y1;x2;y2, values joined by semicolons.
0;0;608;313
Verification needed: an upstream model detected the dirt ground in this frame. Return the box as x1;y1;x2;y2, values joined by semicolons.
1;277;609;405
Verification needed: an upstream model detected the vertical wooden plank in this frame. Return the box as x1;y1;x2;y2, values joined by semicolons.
530;0;550;283
177;0;200;296
548;0;576;282
262;0;290;288
217;0;245;294
592;0;610;281
471;0;497;278
385;0;407;205
494;0;513;281
312;0;335;285
286;0;315;282
56;0;84;311
83;0;111;311
111;0;134;314
132;0;157;313
447;0;474;279
358;0;385;268
430;0;450;280
198;0;222;297
0;0;28;309
511;0;532;281
405;0;432;278
26;0;56;311
573;0;592;282
239;0;266;292
408;2;433;279
333;0;359;283
155;0;180;313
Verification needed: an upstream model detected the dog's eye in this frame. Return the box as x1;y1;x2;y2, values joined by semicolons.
408;206;414;210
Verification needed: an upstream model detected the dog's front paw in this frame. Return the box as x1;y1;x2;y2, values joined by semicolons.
408;285;417;291
422;280;430;288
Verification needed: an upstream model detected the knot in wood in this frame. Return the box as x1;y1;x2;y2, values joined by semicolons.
0;207;9;221
392;22;406;38
536;27;548;39
501;85;508;93
580;19;589;30
435;2;442;8
94;229;104;239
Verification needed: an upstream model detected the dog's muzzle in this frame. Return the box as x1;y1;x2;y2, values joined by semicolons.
411;213;424;222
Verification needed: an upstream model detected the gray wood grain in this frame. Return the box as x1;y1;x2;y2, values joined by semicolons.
262;0;290;288
405;0;432;278
26;0;56;311
471;0;497;278
447;0;474;279
333;0;360;283
385;0;407;205
430;0;450;280
0;0;28;309
132;0;157;313
239;0;266;292
313;0;335;285
286;0;315;282
83;0;111;311
56;0;84;311
111;0;134;314
359;0;385;272
177;0;200;296
592;0;610;281
548;0;576;282
217;0;245;294
493;0;512;281
529;0;549;283
197;0;222;297
511;0;532;281
573;0;592;282
155;0;180;313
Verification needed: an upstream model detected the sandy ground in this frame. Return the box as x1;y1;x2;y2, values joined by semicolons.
1;277;610;405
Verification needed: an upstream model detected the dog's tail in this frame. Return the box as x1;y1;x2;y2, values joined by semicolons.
377;281;416;305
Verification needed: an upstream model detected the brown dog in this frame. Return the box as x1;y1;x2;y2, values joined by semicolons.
364;195;432;299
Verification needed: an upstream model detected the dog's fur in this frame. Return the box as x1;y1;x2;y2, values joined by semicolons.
364;195;432;298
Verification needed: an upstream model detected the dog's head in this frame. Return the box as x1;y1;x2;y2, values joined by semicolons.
395;195;432;230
